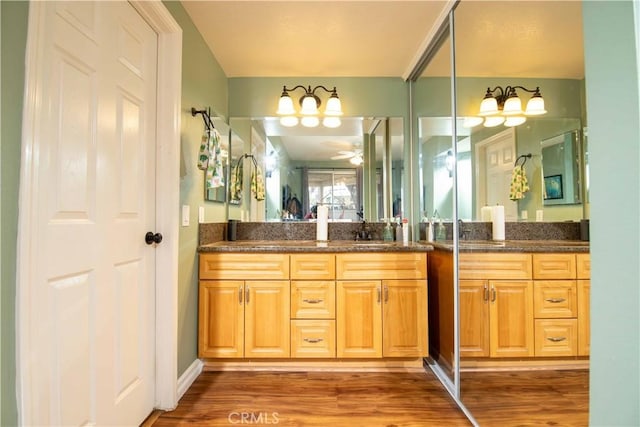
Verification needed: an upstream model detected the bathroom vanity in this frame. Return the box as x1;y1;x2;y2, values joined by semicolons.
197;240;431;369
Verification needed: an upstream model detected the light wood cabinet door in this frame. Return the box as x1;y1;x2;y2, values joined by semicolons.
336;280;382;358
244;281;290;358
460;280;490;357
578;280;590;356
382;280;428;357
198;280;244;358
489;280;534;357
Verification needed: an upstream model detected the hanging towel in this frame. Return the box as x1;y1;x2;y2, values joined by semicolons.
229;159;243;203
251;164;265;201
197;131;210;171
509;164;530;200
205;128;225;189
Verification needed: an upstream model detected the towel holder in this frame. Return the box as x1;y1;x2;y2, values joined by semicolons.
514;153;532;167
191;107;216;132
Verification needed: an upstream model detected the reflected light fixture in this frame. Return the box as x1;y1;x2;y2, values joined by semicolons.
277;85;343;128
349;154;363;166
463;85;546;129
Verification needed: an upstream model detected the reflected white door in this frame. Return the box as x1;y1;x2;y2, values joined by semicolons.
477;128;517;221
24;2;157;425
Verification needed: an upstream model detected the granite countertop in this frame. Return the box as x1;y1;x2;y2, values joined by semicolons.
198;240;434;253
430;239;590;253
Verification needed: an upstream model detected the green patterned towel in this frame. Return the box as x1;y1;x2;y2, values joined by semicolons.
251;165;265;201
509;164;530;200
229;159;243;203
205;129;224;189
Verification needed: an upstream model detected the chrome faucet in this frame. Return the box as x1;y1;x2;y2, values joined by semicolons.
458;219;469;240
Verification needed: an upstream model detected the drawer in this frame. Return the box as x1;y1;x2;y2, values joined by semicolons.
458;253;532;280
576;253;590;279
291;281;335;319
336;253;427;280
534;319;578;357
291;254;335;280
291;320;336;358
533;281;577;318
200;253;289;280
533;253;576;279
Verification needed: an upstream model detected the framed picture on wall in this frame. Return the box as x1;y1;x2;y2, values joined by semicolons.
544;174;564;200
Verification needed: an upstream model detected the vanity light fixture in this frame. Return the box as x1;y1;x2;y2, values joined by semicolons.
277;85;343;128
463;85;546;128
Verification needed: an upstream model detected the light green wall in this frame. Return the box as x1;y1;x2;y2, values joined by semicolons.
1;1;28;425
162;1;229;377
583;2;640;425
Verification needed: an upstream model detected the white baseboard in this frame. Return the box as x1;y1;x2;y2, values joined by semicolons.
177;358;203;401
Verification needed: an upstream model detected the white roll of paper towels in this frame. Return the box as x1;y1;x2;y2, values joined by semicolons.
316;205;329;241
491;205;505;241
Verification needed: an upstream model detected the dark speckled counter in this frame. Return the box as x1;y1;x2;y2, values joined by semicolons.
430;239;589;253
198;240;433;253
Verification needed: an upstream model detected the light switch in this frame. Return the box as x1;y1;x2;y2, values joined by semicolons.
182;205;190;226
198;206;205;223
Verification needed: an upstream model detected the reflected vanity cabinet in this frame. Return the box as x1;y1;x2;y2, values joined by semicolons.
459;251;590;360
199;251;429;361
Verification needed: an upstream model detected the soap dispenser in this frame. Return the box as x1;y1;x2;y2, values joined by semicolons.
436;219;446;241
395;217;402;241
383;219;394;241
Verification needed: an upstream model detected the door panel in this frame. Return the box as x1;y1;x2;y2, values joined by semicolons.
244;281;291;358
336;281;382;358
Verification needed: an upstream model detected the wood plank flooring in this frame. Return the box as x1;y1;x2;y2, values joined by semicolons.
148;369;589;427
461;370;589;427
150;370;471;426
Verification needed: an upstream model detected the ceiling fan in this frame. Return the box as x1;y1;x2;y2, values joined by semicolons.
331;148;363;160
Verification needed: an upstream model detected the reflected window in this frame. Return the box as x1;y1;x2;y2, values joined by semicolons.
307;169;359;221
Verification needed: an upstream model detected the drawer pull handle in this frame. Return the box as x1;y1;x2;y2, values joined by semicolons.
245;285;250;304
547;336;567;343
303;298;323;304
546;298;566;303
303;338;323;344
377;287;381;304
239;286;243;304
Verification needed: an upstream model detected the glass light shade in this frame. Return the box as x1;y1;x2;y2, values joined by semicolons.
324;96;343;116
525;95;547;115
462;116;484;128
504;116;527;127
503;95;524;115
301;116;320;127
300;95;319;115
279;116;299;127
479;96;499;116
276;94;295;115
483;116;505;127
322;116;341;128
350;155;363;166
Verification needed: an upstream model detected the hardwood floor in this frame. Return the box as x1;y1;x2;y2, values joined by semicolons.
461;370;589;427
148;369;589;427
150;370;472;426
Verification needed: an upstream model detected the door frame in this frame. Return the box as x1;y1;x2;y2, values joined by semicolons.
16;1;182;422
473;127;515;219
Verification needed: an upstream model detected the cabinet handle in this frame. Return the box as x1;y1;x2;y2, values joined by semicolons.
246;285;250;304
303;298;323;304
545;298;566;303
483;284;489;302
239;286;243;304
303;338;323;344
377;287;381;304
547;336;567;343
491;286;496;302
384;285;389;303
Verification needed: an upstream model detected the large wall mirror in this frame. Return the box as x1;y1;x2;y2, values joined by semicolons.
229;116;404;223
449;1;588;424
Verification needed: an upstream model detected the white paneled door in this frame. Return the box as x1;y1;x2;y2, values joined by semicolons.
22;2;158;425
477;128;517;221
